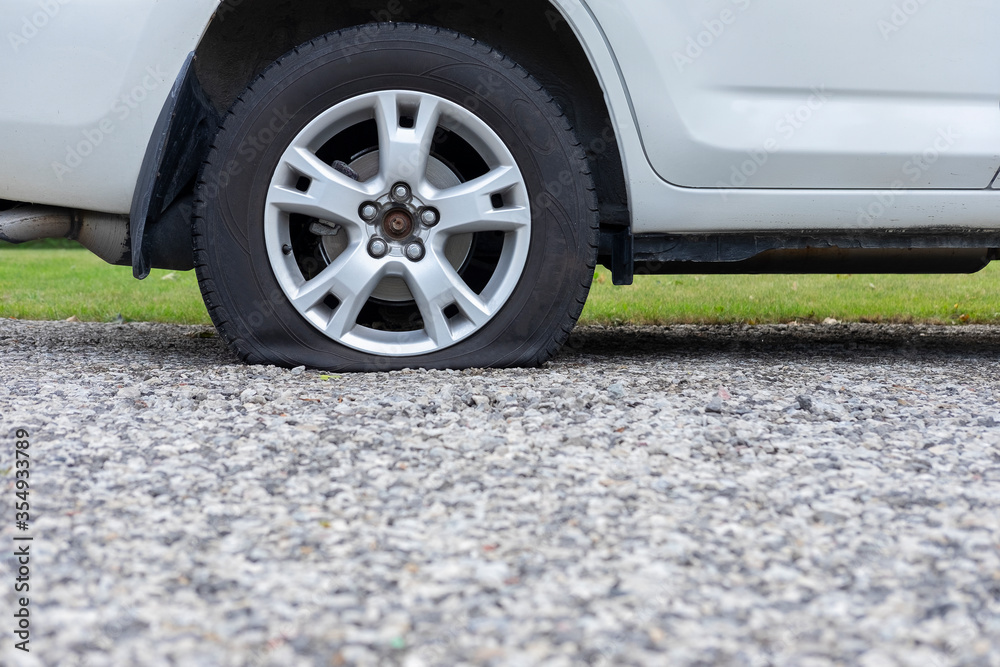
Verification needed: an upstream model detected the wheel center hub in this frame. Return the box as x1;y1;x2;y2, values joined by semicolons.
383;210;414;240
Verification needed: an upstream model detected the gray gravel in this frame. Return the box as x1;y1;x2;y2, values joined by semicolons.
1;319;999;666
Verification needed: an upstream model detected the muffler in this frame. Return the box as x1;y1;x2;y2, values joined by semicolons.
0;206;131;266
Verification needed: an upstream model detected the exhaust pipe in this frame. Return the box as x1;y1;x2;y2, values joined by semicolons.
0;206;131;266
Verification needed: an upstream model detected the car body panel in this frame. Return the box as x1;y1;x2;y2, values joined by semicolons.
0;0;218;213
0;0;997;237
549;0;1000;233
582;0;1000;190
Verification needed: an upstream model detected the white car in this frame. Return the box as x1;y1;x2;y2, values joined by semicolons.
2;1;998;370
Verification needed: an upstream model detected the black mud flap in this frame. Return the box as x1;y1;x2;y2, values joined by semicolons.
130;52;220;278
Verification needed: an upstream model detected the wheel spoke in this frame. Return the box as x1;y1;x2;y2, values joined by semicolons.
406;254;493;347
437;204;530;236
427;166;530;235
374;92;441;185
268;186;342;223
271;147;376;228
283;145;343;183
291;245;384;337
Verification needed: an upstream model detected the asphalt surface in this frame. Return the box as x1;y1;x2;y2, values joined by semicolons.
0;320;998;666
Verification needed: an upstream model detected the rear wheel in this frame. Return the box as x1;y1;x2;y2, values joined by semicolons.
194;24;598;371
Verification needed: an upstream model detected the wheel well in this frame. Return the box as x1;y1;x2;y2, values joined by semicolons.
194;0;628;227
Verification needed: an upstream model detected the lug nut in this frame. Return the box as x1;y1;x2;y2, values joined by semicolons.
360;203;379;221
368;237;389;259
420;208;439;227
404;242;425;262
391;183;411;202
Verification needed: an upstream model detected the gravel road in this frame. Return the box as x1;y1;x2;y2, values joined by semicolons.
1;319;999;667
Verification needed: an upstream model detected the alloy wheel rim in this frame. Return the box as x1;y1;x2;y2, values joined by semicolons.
264;90;532;357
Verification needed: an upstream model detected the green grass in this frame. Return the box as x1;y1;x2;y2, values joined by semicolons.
0;247;211;324
2;245;999;326
581;265;1000;325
